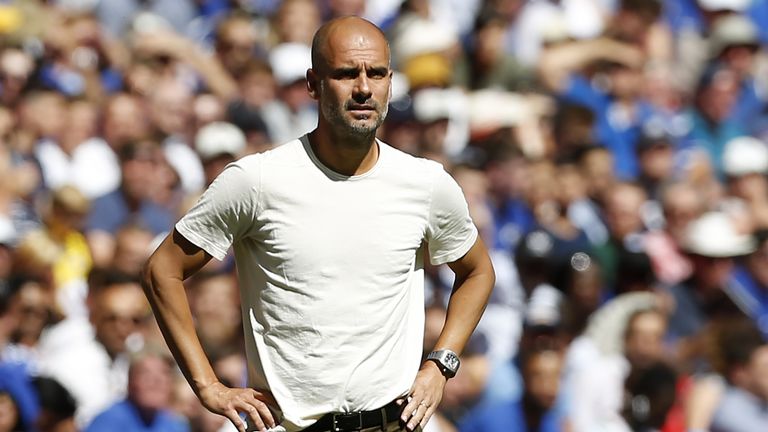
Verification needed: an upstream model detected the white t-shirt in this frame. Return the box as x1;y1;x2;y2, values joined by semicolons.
176;135;477;431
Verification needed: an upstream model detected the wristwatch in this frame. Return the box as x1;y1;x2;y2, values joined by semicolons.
426;349;460;378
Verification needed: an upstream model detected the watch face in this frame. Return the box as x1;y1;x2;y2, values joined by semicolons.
444;352;459;371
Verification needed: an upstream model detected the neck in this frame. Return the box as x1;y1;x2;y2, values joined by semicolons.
308;126;379;176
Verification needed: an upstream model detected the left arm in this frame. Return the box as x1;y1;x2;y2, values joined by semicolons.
400;237;495;430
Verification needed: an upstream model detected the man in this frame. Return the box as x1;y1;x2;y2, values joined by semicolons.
85;349;189;432
38;270;150;427
142;16;494;432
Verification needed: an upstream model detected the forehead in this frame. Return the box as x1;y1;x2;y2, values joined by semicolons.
323;25;389;67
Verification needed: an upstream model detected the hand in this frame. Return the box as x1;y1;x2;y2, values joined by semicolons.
198;381;277;432
399;362;447;431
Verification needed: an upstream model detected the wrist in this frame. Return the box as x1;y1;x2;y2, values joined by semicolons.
426;349;460;379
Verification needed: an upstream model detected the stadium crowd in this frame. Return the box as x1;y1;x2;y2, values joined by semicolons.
1;0;768;431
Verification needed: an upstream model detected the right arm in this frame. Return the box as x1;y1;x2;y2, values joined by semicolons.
142;229;275;432
537;38;644;92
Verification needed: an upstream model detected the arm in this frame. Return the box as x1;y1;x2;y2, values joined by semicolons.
132;31;238;102
400;237;495;431
142;230;275;432
537;38;644;92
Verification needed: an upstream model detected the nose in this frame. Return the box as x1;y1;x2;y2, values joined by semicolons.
352;74;372;103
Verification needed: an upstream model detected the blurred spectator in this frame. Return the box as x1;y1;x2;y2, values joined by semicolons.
35;98;121;199
194;121;247;187
101;93;150;152
709;318;768;432
215;11;264;77
558;252;604;340
34;186;92;318
621;361;679;432
593;182;649;292
720;135;768;230
538;35;650;179
1;277;54;372
728;229;768;338
0;361;39;432
271;0;321;46
635;129;676;201
85;348;189;432
37;270;149;427
668;211;756;371
85;140;174;268
563;293;668;432
33;376;78;432
454;11;533;91
683;64;749;175
261;42;316;144
459;346;567;432
0;46;35;108
96;1;197;38
111;224;156;278
576;145;616;205
644;181;704;286
187;272;241;361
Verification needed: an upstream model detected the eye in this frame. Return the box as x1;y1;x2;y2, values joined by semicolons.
368;68;388;79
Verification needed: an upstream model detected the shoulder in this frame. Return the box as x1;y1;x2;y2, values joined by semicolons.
379;141;448;181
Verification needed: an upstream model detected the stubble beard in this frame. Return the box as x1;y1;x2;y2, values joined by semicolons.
320;82;388;142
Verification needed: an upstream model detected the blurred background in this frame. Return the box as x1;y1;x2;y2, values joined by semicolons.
1;0;768;431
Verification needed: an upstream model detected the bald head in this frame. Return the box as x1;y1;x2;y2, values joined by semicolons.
311;16;390;75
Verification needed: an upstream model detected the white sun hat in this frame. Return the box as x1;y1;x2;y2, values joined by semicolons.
681;211;756;257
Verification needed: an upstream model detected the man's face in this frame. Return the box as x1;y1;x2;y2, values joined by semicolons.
624;311;667;369
311;25;392;139
91;283;148;358
524;350;562;409
128;355;174;411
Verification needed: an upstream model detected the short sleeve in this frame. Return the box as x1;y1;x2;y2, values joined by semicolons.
560;74;608;113
426;166;478;265
175;159;261;261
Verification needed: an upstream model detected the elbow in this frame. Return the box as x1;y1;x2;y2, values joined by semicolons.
140;256;158;295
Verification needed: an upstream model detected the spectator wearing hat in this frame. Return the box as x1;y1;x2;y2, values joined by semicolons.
720;135;768;230
666;211;756;371
707;14;765;133
259;42;317;145
194;121;247;187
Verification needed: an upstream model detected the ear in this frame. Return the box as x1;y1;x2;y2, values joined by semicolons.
306;68;319;100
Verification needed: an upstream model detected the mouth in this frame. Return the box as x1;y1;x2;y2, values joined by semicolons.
348;105;375;113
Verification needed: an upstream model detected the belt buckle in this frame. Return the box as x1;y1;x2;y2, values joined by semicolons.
332;412;363;431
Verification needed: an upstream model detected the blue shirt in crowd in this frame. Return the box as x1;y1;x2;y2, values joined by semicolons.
459;398;565;432
85;400;189;432
86;188;174;236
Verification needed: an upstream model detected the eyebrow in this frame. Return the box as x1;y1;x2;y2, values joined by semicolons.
330;65;390;77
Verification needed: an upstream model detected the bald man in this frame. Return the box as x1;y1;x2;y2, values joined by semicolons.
142;17;494;432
